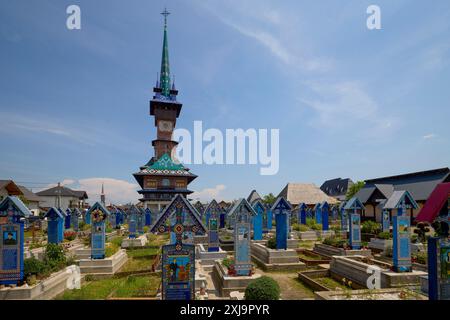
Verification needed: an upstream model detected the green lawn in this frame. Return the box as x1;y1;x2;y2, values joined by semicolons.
297;241;316;249
315;277;348;290
120;247;160;273
58;274;161;300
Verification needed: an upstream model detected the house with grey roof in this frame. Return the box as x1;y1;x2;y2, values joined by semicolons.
36;183;88;209
320;178;354;201
354;167;450;223
0;180;44;215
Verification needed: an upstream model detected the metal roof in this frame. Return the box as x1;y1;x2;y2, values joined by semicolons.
383;190;419;210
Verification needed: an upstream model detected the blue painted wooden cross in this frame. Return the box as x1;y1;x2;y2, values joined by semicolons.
0;196;32;285
44;207;64;244
320;201;330;231
344;197;365;249
204;199;221;252
137;208;145;234
228;199;256;276
71;208;80;232
145;208;152;226
128;205;139;239
314;203;322;224
298;203;307;225
271;197;292;250
252;200;264;241
65;209;71;229
151;194;206;300
87;202;110;259
384;190;418;273
339;201;348;232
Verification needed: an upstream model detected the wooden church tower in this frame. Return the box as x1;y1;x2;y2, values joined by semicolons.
133;9;197;212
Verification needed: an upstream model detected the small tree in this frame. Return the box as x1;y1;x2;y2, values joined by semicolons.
262;193;276;207
346;181;365;200
245;276;280;300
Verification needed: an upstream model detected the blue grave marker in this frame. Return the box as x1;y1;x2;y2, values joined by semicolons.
0;196;31;285
271;197;292;250
344;197;365;250
85;209;91;224
314;203;322;224
339;201;348;233
65;209;71;229
252;200;264;241
384;190;418;273
299;203;307;225
87;202;110;259
145;208;152;226
321;201;330;231
228;199;256;276
128;206;139;239
219;208;226;229
44;207;64;244
151;194;206;300
205;200;221;252
137;208;145;234
71;208;80;232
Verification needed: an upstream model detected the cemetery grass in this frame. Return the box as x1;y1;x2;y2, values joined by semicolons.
314;277;348;290
120;247;160;272
58;274;161;299
259;271;315;300
297;241;316;249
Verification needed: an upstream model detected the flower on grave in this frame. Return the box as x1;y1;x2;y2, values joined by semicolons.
91;209;107;223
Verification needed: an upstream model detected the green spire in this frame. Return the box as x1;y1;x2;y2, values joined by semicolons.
160;8;171;97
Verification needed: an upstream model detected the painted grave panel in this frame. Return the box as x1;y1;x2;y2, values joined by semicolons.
162;244;195;300
0;223;23;285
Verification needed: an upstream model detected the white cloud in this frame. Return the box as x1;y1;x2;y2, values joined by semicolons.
301;81;400;138
191;184;227;202
197;1;333;73
78;178;139;205
423;133;437;140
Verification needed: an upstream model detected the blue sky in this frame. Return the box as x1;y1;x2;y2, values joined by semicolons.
1;0;449;204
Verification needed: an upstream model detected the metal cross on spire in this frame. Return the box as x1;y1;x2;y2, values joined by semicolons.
161;8;170;27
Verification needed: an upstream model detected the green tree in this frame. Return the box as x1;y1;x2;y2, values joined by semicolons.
346;181;365;200
262;193;276;206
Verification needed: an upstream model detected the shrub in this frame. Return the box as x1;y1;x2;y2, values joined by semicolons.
267;237;276;249
306;218;322;231
323;236;346;248
331;224;341;232
413;252;427;265
377;231;391;240
222;257;233;269
24;257;49;278
361;221;381;235
244;276;280;300
44;243;67;271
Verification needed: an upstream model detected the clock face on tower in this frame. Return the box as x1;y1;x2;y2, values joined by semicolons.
158;120;173;132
